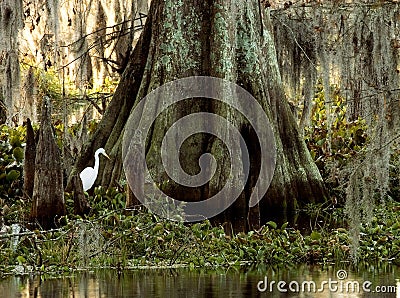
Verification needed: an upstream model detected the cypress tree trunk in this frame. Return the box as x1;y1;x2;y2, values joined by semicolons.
0;0;23;124
31;97;65;229
23;118;36;200
71;0;327;231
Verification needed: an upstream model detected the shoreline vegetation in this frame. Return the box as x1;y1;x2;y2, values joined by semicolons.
1;197;399;277
1;86;399;276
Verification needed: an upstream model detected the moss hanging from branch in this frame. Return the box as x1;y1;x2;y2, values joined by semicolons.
270;1;400;259
0;0;24;123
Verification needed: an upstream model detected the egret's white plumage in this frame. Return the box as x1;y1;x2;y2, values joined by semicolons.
79;148;110;191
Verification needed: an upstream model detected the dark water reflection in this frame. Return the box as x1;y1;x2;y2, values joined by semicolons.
0;264;399;297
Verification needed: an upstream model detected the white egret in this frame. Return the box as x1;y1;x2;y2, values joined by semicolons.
79;148;110;191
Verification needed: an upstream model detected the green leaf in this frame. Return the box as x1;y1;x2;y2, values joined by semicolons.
12;147;24;162
16;256;26;265
310;231;322;241
266;221;277;229
6;170;20;182
391;222;400;230
281;222;288;230
9;135;21;147
189;262;195;270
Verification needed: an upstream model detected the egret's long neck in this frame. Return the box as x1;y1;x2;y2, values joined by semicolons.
94;152;100;174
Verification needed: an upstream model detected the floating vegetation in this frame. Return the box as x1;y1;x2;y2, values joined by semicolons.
0;198;399;276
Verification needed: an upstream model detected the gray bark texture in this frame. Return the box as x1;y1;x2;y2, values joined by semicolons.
0;0;23;123
31;97;65;229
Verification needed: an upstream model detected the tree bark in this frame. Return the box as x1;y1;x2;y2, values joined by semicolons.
0;0;23;124
71;0;327;231
31;97;65;229
23;118;36;200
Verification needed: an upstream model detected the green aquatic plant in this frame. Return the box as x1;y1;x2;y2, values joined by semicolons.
1;198;399;275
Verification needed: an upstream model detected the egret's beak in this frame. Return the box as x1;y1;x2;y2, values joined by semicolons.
103;153;110;159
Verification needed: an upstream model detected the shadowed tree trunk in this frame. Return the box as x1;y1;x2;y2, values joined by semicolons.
23;118;36;200
30;97;65;229
71;0;327;232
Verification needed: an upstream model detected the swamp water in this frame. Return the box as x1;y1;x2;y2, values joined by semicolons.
0;264;399;297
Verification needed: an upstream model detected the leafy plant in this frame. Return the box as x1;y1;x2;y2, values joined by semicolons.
0;125;26;202
304;82;369;201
